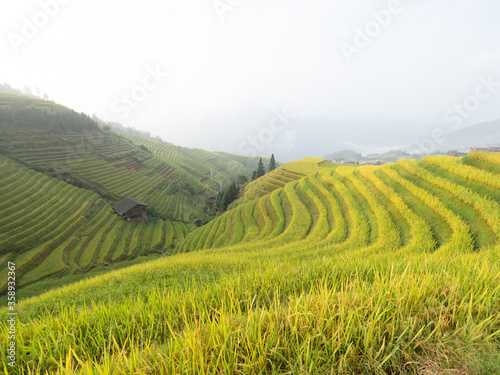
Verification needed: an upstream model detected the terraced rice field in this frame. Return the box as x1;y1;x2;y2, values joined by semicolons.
0;155;189;292
1;127;207;221
236;157;329;204
1;152;498;374
0;93;275;297
0;94;255;222
181;152;499;254
121;134;266;194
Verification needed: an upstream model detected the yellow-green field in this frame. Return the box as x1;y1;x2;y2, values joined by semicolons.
1;152;499;374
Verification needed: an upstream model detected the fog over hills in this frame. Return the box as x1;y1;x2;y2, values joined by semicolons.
185;108;499;162
3;0;500;160
3;82;498;163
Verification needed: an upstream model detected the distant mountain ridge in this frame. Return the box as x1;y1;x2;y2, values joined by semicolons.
440;120;500;151
322;120;500;161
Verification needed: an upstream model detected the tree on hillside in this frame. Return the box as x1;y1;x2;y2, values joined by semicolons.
215;181;240;212
237;175;248;185
268;154;276;172
23;85;33;97
223;182;238;209
255;158;266;179
214;191;224;212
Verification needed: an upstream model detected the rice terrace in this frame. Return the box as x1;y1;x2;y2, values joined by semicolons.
2;1;500;373
0;92;498;374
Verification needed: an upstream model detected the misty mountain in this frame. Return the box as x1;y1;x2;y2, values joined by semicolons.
438;120;500;151
215;113;499;162
324;150;363;161
284;117;437;161
180;108;438;162
198;114;435;162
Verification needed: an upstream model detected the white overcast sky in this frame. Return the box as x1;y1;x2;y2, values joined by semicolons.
1;0;499;149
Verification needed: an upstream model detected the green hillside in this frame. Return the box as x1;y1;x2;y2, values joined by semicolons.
0;154;191;292
1;151;498;374
0;93;264;293
120;134;271;193
0;94;260;222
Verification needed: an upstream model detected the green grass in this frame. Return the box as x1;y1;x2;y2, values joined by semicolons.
1;245;498;374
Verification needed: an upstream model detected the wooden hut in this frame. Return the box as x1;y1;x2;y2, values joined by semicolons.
113;197;148;222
